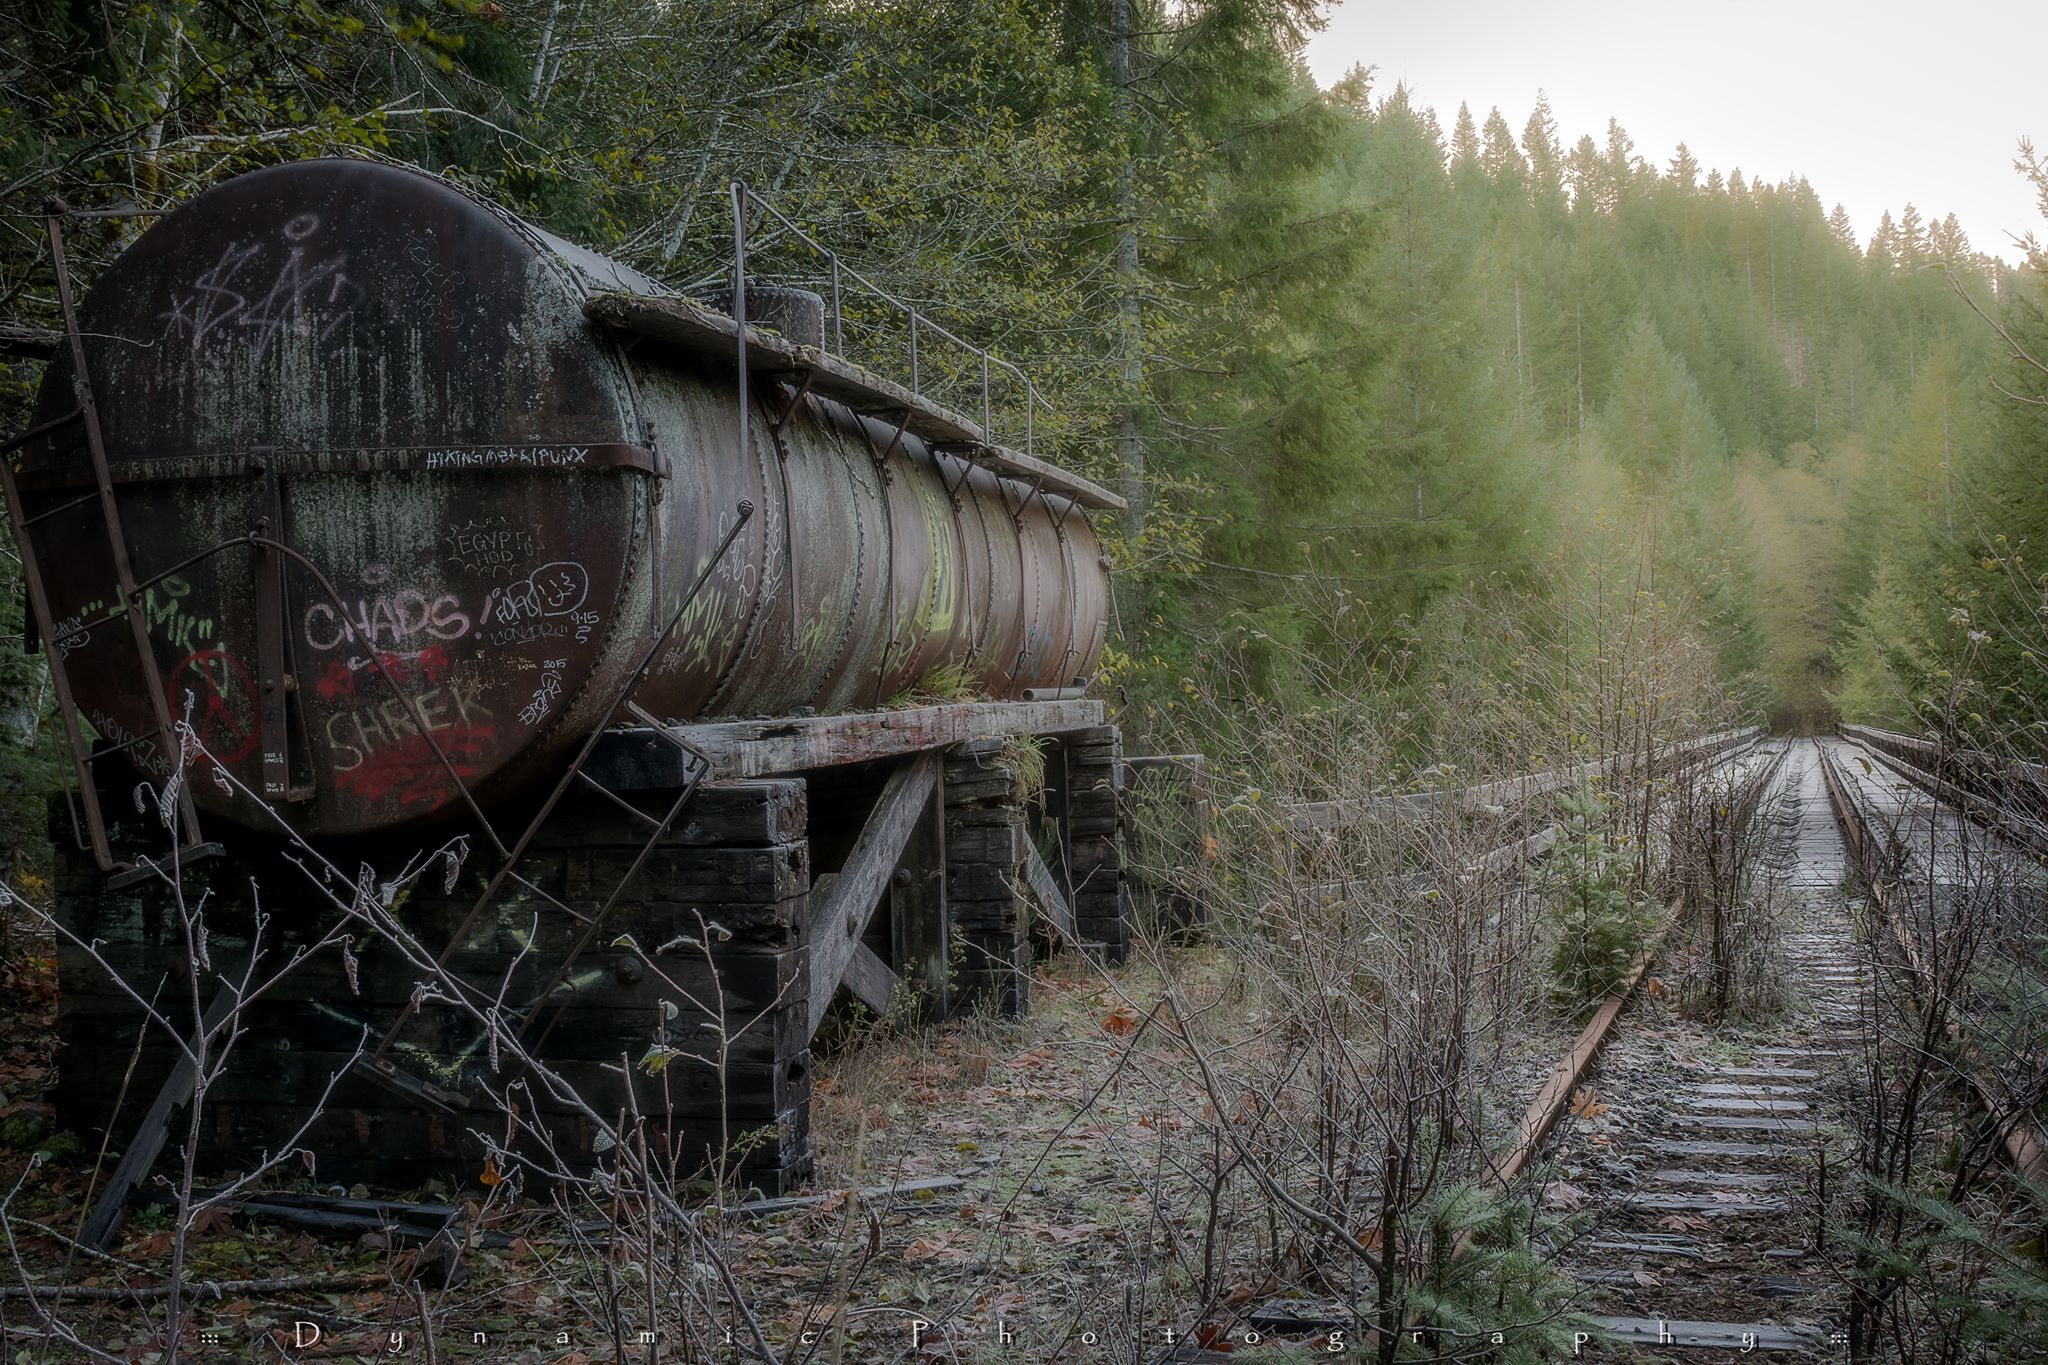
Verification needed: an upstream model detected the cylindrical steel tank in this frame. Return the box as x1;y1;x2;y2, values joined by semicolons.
21;159;1106;837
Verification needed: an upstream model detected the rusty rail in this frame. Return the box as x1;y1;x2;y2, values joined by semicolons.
1815;739;2048;1187
1481;740;1788;1191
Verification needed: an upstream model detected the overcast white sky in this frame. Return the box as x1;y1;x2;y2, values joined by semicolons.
1303;1;2046;263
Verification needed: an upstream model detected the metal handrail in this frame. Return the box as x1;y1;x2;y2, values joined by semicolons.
729;180;1051;460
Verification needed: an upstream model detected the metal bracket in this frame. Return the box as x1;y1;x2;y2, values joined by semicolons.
872;410;913;479
771;370;815;436
1013;476;1046;528
940;445;977;506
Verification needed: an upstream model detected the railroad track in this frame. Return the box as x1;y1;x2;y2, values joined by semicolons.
1522;739;1867;1355
1493;732;2048;1356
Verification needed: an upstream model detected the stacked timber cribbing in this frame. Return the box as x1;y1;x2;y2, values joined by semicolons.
49;714;1140;1203
943;740;1031;1016
50;782;815;1195
1061;726;1128;964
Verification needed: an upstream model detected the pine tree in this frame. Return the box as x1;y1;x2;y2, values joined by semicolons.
1480;107;1527;191
1667;142;1700;193
1603;117;1639;205
1869;210;1900;270
1521;93;1567;215
1451;102;1480;170
1897;202;1926;267
1827;203;1855;248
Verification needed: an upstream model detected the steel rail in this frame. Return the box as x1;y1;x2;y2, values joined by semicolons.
1814;739;2048;1186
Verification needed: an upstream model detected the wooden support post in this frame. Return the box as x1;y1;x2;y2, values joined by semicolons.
889;775;949;1021
1123;756;1211;938
1061;724;1128;964
944;739;1030;1015
806;752;941;1040
1022;842;1077;942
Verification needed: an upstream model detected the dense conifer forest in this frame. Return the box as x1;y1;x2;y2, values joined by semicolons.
5;1;2044;813
6;8;2048;1360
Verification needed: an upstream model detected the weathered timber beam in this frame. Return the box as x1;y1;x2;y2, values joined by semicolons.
807;752;941;1039
81;975;246;1249
1815;742;2048;1186
1020;841;1076;941
1282;726;1764;833
595;700;1104;784
0;323;59;360
839;942;902;1018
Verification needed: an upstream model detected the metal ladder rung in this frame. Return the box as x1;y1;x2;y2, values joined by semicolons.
573;769;663;829
0;406;84;456
618;699;712;772
22;490;99;527
85;732;157;761
505;872;595;926
80;597;147;633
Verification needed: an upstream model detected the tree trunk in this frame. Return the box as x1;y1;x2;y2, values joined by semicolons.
528;0;564;105
1112;0;1145;534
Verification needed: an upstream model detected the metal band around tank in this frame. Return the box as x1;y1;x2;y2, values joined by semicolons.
12;442;658;490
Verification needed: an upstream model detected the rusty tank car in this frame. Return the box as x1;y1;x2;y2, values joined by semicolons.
16;158;1109;839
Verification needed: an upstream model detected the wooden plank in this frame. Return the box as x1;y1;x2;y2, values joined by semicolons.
1817;743;2048;1186
582;292;1124;512
539;779;808;848
839;942;901;1019
889;777;949;1018
595;700;1104;782
1592;1318;1817;1352
80;974;245;1249
807;754;941;1039
1021;842;1075;941
1282;727;1763;833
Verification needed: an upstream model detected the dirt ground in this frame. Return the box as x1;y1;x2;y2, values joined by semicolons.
1;916;1596;1364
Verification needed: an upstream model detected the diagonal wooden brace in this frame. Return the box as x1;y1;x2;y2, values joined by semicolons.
806;751;941;1039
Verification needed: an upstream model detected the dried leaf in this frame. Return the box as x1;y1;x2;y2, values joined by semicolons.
478;1156;503;1187
1100;1006;1139;1037
187;1205;233;1238
1569;1087;1608;1118
902;1236;951;1263
1542;1180;1586;1210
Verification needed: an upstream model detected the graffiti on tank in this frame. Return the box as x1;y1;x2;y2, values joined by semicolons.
84;707;171;780
444;521;538;580
313;646;452;702
305;592;470;652
422;447;592;471
655;566;744;674
164;649;261;764
160;214;357;360
142;576;217;653
518;660;567;726
324;678;494;776
491;562;589;624
331;723;492;810
711;505;763;601
48;598;106;659
914;479;959;636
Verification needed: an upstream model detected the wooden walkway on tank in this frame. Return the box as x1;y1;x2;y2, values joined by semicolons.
584;291;1125;514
